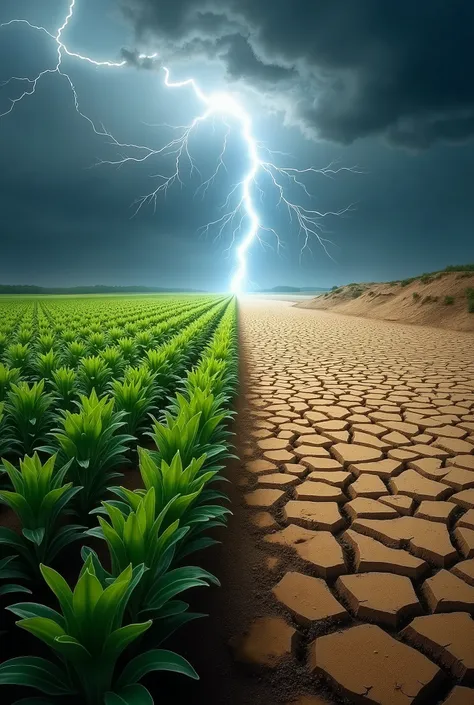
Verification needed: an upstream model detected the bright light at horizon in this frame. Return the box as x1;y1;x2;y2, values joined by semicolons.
0;0;360;293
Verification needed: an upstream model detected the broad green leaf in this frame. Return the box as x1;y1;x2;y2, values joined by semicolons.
0;490;31;520
8;602;64;627
72;567;103;630
1;458;24;493
92;573;133;642
37;486;69;521
102;500;126;534
39;564;75;632
17;617;66;649
0;656;73;695
23;527;45;546
103;621;152;659
116;648;199;688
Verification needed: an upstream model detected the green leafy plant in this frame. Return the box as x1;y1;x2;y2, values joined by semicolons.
61;329;76;344
112;449;230;562
41;391;134;515
124;365;156;391
412;292;420;301
0;363;20;402
150;390;234;472
5;343;31;375
16;327;33;346
35;349;61;380
127;451;212;527
444;295;455;305
77;356;112;397
186;354;235;399
0;453;83;572
63;341;87;368
100;347;125;379
38;334;56;354
107;327;123;344
50;366;78;411
0;559;198;704
87;332;106;355
133;331;153;354
117;338;137;365
111;382;153;439
144;350;177;403
156;304;236;559
112;368;156;437
87;487;217;621
5;380;54;454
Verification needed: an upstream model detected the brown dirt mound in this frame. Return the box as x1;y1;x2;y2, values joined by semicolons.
296;272;474;331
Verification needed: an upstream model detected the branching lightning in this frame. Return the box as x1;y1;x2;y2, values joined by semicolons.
0;0;360;293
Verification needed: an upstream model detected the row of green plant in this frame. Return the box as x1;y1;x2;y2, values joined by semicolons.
10;294;209;329
0;300;225;389
0;300;231;458
0;298;238;704
0;297;200;340
0;297;225;364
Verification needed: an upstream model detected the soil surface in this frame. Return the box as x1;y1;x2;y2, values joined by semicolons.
296;271;474;331
168;299;474;705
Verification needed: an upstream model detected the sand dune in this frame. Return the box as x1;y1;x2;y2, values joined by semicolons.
296;271;474;331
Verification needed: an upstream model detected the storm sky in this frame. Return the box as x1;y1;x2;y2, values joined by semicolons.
0;0;473;291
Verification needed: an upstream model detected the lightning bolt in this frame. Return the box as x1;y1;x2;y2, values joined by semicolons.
0;0;361;294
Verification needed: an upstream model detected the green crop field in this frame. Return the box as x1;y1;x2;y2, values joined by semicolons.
0;294;237;704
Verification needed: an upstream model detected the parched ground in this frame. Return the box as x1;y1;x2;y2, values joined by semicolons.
230;299;474;705
165;299;474;705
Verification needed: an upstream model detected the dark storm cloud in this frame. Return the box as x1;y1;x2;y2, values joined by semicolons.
119;48;162;70
120;0;474;149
